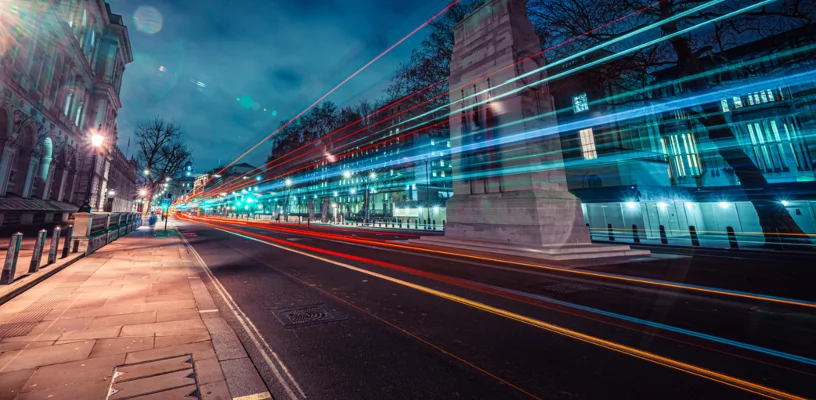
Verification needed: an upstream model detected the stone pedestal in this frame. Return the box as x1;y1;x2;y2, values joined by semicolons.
433;0;645;259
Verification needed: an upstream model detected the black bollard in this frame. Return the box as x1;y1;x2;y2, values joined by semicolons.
689;225;700;247
29;229;47;273
1;233;23;284
659;225;668;245
62;225;73;258
726;226;739;249
414;219;418;229
432;220;436;230
632;224;640;244
48;227;61;265
607;224;615;241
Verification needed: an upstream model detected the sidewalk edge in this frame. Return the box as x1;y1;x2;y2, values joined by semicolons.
0;254;84;307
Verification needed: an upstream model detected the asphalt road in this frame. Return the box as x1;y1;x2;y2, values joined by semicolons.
174;216;816;400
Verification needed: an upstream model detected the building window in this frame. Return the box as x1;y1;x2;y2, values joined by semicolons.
733;96;743;109
573;93;589;114
74;103;83;126
578;128;597;160
661;133;701;178
721;99;729;113
738;117;813;173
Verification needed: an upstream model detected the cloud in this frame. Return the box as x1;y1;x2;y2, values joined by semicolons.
110;0;440;171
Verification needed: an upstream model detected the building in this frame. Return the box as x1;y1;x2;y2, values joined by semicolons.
553;23;816;241
0;0;133;226
103;144;137;212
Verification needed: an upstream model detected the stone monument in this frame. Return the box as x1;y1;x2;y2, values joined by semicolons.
413;0;647;260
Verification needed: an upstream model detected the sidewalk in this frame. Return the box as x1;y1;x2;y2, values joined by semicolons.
0;225;270;400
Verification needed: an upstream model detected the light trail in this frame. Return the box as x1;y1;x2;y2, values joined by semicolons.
208;1;462;182
187;2;659;201
182;216;808;400
182;214;816;310
194;0;790;203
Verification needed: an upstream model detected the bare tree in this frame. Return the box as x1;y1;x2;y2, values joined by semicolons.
134;117;192;213
529;0;815;246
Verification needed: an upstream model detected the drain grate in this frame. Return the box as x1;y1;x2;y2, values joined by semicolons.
106;354;199;400
542;282;597;294
272;304;346;328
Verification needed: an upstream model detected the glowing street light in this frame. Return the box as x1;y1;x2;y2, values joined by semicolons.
369;171;377;180
91;134;104;147
139;189;147;197
144;169;150;176
78;131;105;213
285;178;292;186
342;170;352;179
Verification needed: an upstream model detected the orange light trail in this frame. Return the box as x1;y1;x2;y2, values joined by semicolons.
186;214;816;310
181;215;807;400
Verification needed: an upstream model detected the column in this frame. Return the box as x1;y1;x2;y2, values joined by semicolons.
37;163;56;200
0;139;18;196
21;151;41;198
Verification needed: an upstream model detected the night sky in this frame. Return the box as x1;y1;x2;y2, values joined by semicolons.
109;0;451;172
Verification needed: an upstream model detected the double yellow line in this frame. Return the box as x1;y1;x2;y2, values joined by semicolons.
210;222;806;400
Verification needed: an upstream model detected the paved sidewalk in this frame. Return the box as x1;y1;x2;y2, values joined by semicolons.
0;226;270;400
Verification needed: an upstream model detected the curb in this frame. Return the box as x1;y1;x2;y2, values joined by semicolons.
0;253;84;307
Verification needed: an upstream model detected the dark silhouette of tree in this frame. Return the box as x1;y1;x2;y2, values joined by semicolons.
134;117;192;213
529;0;815;245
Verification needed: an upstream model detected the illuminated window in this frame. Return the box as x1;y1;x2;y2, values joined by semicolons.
721;100;729;113
573;93;589;113
662;133;701;178
739;117;812;173
578;128;597;160
733;96;743;108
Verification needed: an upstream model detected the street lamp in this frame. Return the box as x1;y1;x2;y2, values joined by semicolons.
78;132;104;213
144;169;150;176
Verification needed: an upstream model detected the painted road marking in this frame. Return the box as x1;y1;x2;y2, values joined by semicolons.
216;226;806;400
178;231;306;400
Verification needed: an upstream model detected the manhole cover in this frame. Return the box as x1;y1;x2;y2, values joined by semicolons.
107;354;199;400
542;282;597;294
272;304;346;328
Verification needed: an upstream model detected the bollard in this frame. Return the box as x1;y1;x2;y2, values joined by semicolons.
659;225;668;245
62;225;73;258
726;226;739;249
399;219;403;229
607;224;615;241
29;229;47;273
432;220;436;230
1;233;23;284
632;224;640;244
689;225;700;247
48;227;61;265
443;220;446;229
414;219;418;229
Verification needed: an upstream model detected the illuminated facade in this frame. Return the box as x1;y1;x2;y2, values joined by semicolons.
556;24;816;240
0;0;133;225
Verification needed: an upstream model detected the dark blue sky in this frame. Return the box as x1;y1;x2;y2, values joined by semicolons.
109;0;450;172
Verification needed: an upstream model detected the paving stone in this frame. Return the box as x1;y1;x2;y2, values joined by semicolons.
121;319;206;337
126;384;197;400
193;358;225;386
77;305;136;318
0;342;54;353
20;353;123;393
0;341;95;372
144;293;194;303
125;341;217;364
200;380;231;400
27;318;93;336
89;336;154;358
0;369;34;400
111;369;195;399
89;312;156;329
58;325;122;340
133;300;196;313
220;358;268;399
153;333;211;349
203;318;245;362
156;309;200;323
116;355;192;380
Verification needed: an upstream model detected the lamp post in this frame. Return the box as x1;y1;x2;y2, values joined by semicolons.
78;133;104;213
285;178;292;221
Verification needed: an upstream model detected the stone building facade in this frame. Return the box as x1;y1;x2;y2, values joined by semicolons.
0;0;134;226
